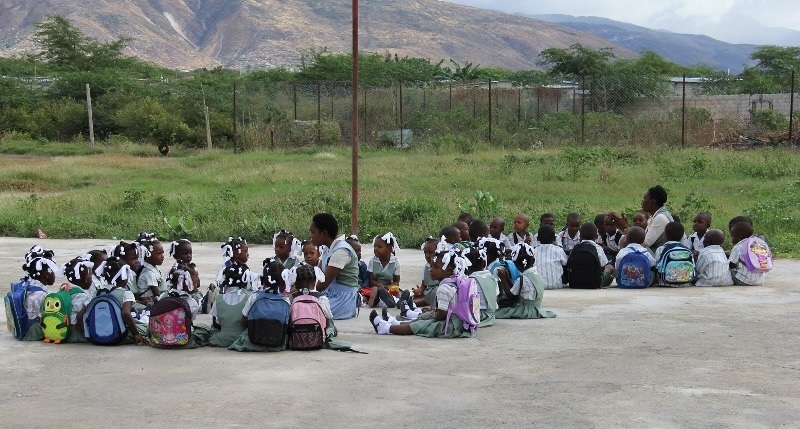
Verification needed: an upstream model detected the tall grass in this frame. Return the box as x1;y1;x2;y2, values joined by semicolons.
0;141;799;256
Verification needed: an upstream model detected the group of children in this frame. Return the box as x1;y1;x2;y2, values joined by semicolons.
5;205;773;346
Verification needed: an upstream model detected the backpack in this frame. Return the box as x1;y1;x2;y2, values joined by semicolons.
4;279;45;340
83;288;128;345
444;276;480;335
741;237;774;273
247;290;290;348
288;290;327;350
149;295;193;347
657;244;696;285
616;249;653;289
41;289;80;343
565;242;602;289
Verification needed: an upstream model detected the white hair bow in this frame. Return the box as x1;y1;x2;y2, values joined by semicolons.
110;264;133;285
64;260;93;282
511;243;535;268
34;257;62;278
374;232;400;253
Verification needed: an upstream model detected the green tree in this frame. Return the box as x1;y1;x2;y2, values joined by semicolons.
538;44;614;79
31;15;130;71
740;45;800;93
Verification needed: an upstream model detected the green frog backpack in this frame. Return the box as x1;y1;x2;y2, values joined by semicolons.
41;289;79;344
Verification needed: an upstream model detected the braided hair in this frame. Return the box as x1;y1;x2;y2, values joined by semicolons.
22;246;59;282
220;236;248;261
168;239;192;263
166;262;195;293
261;258;287;292
218;259;258;292
96;257;133;288
63;256;94;287
135;231;160;263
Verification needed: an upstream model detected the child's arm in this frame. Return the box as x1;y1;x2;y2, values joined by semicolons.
120;301;146;345
392;274;400;285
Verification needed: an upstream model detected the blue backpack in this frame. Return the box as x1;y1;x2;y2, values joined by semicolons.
4;279;46;340
616;250;653;289
247;290;290;347
83;288;129;345
657;244;696;286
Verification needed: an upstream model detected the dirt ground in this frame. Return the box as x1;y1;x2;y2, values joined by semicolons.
0;237;798;429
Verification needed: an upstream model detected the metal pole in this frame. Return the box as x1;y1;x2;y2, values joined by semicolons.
351;0;359;235
789;69;795;145
85;84;94;151
317;81;321;144
488;80;492;144
399;80;404;147
580;76;585;145
449;83;452;110
293;81;298;121
518;88;522;122
681;73;686;148
232;82;237;153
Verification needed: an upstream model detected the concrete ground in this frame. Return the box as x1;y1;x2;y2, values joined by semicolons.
0;237;798;429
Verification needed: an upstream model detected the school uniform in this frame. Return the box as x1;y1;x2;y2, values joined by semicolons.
643;207;675;252
507;231;532;246
320;236;360;320
533;243;568;289
421;263;439;307
604;229;624;256
568;240;614;288
470;270;499;327
409;279;474;338
357;260;369;288
694;245;733;286
136;261;166;298
496;234;513;251
367;255;400;286
208;288;251;348
274;255;299;270
91;284;149;344
688;232;706;254
494;267;556;319
65;285;91;343
21;279;48;341
615;243;657;272
158;290;201;321
559;230;581;253
729;240;766;286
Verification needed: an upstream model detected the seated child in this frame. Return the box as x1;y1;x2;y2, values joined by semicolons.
728;222;766;286
109;241;139;294
614;226;657;287
489;217;513;252
161;263;201;321
654;222;695;287
86;249;108;291
453;221;471;245
206;257;256;348
365;233;400;308
19;246;58;341
593;214;608;246
59;256;94;343
495;243;556;319
229;259;290;352
602;214;624;261
96;257;148;345
288;263;335;338
559;213;582;254
369;247;474;338
532;225;568;290
302;240;322;268
440;225;464;250
633;211;650;230
507;213;533;246
468;220;490;243
694;229;733;286
218;237;254;289
402;237;440;314
565;223;615;289
169;239;205;310
135;233;166;304
272;230;301;269
345;235;370;291
688;212;711;257
531;213;556;248
465;245;499;327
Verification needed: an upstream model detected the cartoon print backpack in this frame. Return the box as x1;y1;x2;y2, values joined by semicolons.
4;279;45;340
83;288;128;345
616;250;653;289
149;295;192;347
247;290;290;348
444;276;480;335
288;290;327;350
657;244;696;286
41;289;80;343
565;242;602;289
742;237;774;273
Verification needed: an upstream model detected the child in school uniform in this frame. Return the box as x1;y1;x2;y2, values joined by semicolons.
301;240;322;268
632;211;650;230
345;235;370;292
495;243;556;319
19;246;58;341
369;248;474;338
566;223;616;288
272;230;301;269
109;241;139;295
728;222;766;286
169;239;206;311
531;213;556;248
135;233;166;304
559;213;582;255
230;259;291;352
59;256;94;343
86;249;107;291
507;213;533;246
95;257;148;345
602;215;624;262
465;244;499;327
160;263;201;321
288;262;336;339
489;217;513;251
206;257;254;348
653;222;695;287
532;225;568;290
694;229;733;286
688;212;712;257
364;233;401;308
614;226;657;286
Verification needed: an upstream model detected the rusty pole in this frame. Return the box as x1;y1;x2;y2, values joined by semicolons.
351;0;360;235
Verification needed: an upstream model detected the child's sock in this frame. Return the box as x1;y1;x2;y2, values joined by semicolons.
376;320;391;335
386;315;401;326
406;309;421;319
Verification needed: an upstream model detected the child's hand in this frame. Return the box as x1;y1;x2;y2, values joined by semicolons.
59;282;72;291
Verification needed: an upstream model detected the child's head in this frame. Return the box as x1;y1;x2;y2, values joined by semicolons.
566;213;581;236
109;241;139;270
291;262;324;291
703;229;725;247
272;230;296;261
219;260;256;292
513;213;530;234
579;222;598;241
730;222;754;245
626;226;646;245
63;256;94;289
372;232;400;260
464;246;487;274
489;217;505;239
728;215;753;232
457;212;474;226
86;249;107;274
136;233;164;267
453;221;470;241
603;215;618;235
261;258;287;292
693;212;712;234
345;235;362;260
477;237;503;264
429;248;470;281
468;220;489;242
22;246;59;285
310;212;338;246
633;211;650;229
168;239;192;264
539;213;555;227
166;262;196;294
221;236;249;263
440;226;461;244
537;225;556;245
98;257;133;288
421;236;438;264
302;240;321;266
664;222;685;242
510;243;535;272
593;214;606;231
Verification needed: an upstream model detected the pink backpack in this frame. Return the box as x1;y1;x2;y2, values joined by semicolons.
444;276;480;335
149;296;192;347
742;237;774;273
288;291;327;350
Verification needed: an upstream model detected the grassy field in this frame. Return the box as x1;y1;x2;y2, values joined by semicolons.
0;138;799;256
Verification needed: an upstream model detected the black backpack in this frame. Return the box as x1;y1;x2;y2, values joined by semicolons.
565;242;602;289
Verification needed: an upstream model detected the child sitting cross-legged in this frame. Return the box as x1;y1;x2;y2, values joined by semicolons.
565;223;615;289
465;241;499;327
495;243;556;319
694;229;733;287
206;258;255;348
18;246;58;341
728;222;768;286
532;225;568;290
654;222;696;287
614;226;657;288
364;233;401;309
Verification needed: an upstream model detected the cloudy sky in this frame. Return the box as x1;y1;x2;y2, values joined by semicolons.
442;0;800;45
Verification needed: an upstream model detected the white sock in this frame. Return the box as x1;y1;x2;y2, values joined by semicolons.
406;309;421;319
377;320;391;335
386;315;401;326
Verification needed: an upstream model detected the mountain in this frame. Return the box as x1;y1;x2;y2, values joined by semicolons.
529;14;759;74
0;0;635;71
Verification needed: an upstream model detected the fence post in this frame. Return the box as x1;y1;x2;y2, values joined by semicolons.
317;81;321;144
449;83;452;110
790;69;795;146
580;76;585;145
423;85;427;110
293;81;297;121
85;84;94;151
399;80;404;147
518;88;522;122
488;80;492;144
681;74;686;148
232;82;237;153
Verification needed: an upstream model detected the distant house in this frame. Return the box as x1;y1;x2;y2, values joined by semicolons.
668;77;707;96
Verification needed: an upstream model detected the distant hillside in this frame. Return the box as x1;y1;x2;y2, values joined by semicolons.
529;14;759;74
0;0;635;71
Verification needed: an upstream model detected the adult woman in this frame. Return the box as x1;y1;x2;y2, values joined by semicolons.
309;212;360;320
608;185;674;253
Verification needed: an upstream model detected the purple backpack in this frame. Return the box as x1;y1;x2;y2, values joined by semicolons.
742;237;773;273
444;276;480;335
